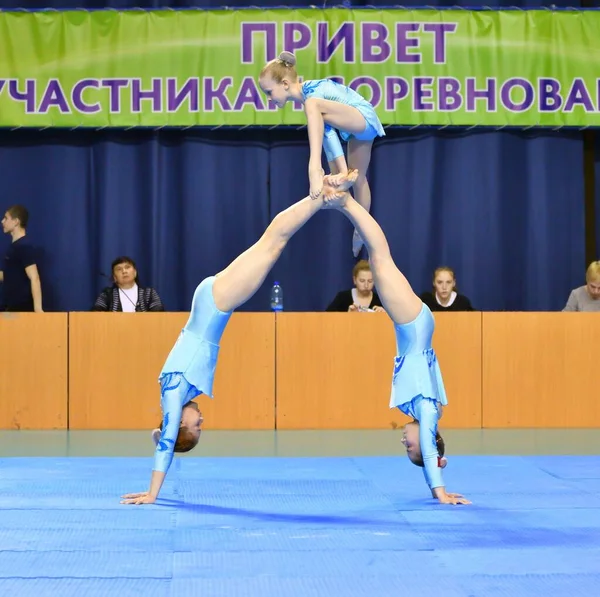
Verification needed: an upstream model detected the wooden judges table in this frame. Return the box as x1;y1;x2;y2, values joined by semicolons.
1;311;598;430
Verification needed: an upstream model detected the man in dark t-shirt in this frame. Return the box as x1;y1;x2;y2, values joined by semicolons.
0;205;43;312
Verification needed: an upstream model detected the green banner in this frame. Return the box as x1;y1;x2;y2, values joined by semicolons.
0;9;599;128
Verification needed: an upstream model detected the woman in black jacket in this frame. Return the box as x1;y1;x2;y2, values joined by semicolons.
420;266;474;312
326;259;385;312
92;256;165;312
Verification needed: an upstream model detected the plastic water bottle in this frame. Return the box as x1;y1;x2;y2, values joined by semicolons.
270;281;284;311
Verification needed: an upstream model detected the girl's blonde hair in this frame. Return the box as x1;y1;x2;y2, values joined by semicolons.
352;260;371;279
586;260;600;283
260;51;298;83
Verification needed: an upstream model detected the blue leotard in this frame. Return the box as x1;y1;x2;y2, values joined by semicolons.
390;303;448;489
302;79;385;162
153;276;232;474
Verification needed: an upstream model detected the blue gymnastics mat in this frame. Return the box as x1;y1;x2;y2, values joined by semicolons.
1;455;599;597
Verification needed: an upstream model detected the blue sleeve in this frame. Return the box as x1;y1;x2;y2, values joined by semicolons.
416;399;444;490
152;376;184;474
323;125;344;162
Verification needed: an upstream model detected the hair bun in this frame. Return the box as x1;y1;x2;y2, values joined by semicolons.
278;51;296;66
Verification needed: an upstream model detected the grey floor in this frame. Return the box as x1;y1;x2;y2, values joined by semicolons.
0;429;598;457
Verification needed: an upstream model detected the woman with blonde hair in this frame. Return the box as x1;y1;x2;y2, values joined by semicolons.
258;51;384;257
563;261;600;312
420;267;474;312
326;260;384;312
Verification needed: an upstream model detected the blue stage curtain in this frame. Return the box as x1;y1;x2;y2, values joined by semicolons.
267;129;585;312
0;127;586;312
0;0;587;312
0;130;271;312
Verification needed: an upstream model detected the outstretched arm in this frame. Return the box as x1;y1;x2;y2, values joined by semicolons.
305;98;326;198
328;155;347;177
417;399;470;505
121;379;183;505
418;399;444;492
323;125;346;172
152;388;183;475
25;264;43;313
325;130;353;189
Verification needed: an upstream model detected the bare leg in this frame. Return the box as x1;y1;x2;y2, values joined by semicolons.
326;193;422;324
212;174;358;313
347;139;373;257
317;99;368;135
306;100;363;198
347;139;373;213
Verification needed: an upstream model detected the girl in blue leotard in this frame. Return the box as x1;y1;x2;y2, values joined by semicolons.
259;51;385;257
322;186;471;506
120;171;359;505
